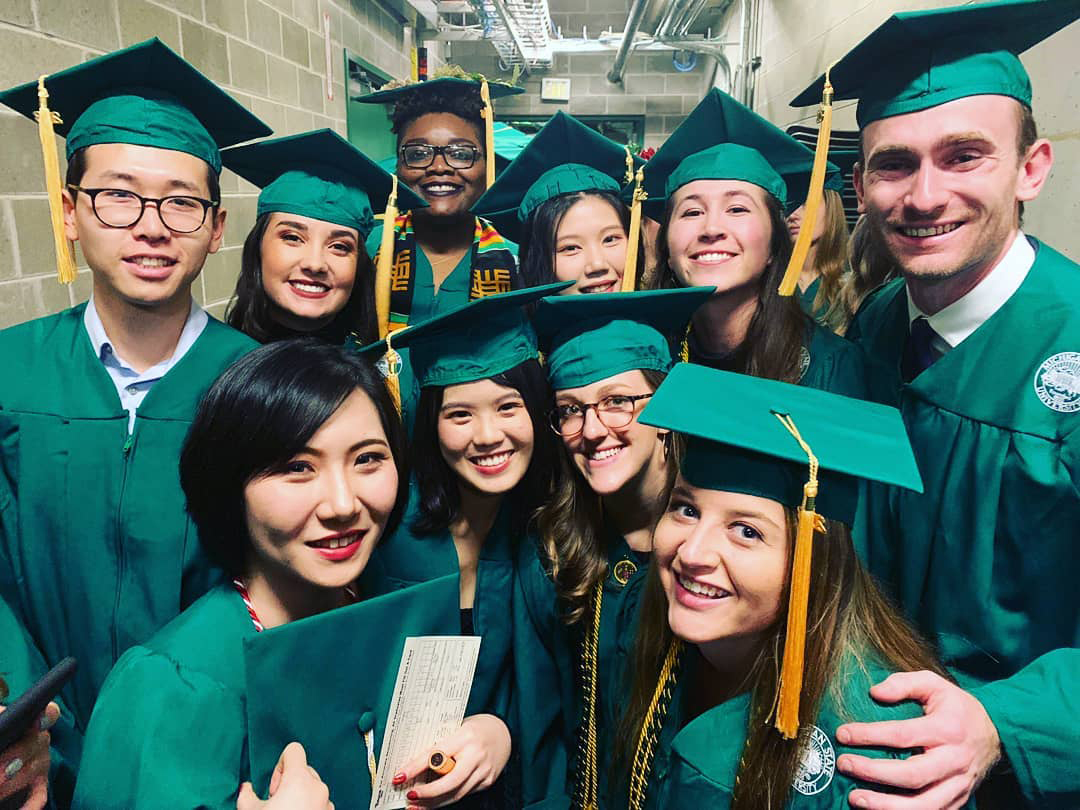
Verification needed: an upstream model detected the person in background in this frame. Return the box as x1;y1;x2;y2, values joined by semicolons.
643;89;869;399
513;287;713;809
473;111;647;294
791;2;1080;806
222;129;424;346
838;214;900;328
616;364;965;809
0;39;266;803
784;150;858;333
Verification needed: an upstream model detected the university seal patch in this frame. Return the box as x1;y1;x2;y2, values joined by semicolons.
612;558;638;586
792;725;835;796
798;346;811;381
1034;352;1080;413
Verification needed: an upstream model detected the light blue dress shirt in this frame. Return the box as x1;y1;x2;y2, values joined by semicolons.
83;297;209;432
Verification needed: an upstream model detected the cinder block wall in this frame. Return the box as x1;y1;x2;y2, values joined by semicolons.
0;0;410;328
756;0;1080;261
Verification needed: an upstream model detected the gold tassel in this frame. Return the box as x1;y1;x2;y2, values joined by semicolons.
480;79;495;190
35;76;77;284
382;328;403;416
772;412;825;739
621;148;646;293
375;175;399;340
778;64;835;297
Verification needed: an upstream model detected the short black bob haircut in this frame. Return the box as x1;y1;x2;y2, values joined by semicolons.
517;189;646;291
390;84;485;146
410;358;555;538
180;339;408;576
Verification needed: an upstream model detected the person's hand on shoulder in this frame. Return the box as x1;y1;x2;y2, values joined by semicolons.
395;713;512;809
0;701;59;810
835;670;1000;809
237;741;334;810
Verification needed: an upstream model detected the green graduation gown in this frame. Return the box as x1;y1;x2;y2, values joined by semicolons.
798;276;824;322
0;304;255;796
512;529;649;809
847;238;1080;806
74;576;462;810
633;656;973;809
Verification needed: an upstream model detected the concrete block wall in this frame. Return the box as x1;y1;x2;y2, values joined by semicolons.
449;41;713;148
0;0;411;328
754;0;1080;261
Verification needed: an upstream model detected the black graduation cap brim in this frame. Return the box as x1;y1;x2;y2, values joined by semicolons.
356;76;525;104
790;0;1080;112
0;37;269;149
221;129;426;213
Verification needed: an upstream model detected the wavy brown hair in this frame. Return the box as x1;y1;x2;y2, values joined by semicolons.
805;189;851;334
537;368;674;625
617;505;947;809
837;214;900;328
649;190;810;384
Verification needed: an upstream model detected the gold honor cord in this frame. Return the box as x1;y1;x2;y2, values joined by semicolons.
35;76;77;284
376;175;399;340
627;638;683;810
621;147;646;292
772;412;826;739
778;63;835;297
480;80;495;190
575;583;604;810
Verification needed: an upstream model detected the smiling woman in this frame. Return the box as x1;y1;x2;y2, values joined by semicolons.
221;129;422;345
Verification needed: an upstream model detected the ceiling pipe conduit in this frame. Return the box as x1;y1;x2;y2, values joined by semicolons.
606;0;660;84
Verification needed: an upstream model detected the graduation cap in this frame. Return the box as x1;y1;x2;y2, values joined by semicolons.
639;362;922;739
356;66;525;190
360;282;569;409
473;111;648;291
532;287;714;390
641;88;822;296
791;0;1080;128
0;37;270;283
222;129;425;238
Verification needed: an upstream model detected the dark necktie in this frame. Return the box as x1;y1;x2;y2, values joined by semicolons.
901;316;941;383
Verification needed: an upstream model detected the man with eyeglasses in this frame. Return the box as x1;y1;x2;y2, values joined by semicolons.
0;40;267;805
357;67;525;430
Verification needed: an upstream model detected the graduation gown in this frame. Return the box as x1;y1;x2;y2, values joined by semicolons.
73;577;462;810
511;529;649;809
634;656;973;809
0;304;255;793
847;238;1080;806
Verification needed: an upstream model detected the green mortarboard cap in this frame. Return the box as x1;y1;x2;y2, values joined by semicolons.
222;129;425;237
362;282;571;388
638;363;922;524
356;74;524;105
642;89;816;215
532;287;714;390
472;111;643;242
0;38;270;173
791;0;1080;127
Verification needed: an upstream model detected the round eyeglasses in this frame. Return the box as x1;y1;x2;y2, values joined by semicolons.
67;185;218;233
549;393;653;438
399;143;482;170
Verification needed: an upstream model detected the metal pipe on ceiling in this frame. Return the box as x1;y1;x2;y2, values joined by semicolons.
606;0;658;83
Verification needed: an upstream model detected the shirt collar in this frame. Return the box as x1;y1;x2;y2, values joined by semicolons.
906;231;1034;349
84;295;208;375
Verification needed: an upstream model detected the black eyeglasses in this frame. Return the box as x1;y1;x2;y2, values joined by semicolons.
549;393;653;438
67;185;218;233
399;143;482;170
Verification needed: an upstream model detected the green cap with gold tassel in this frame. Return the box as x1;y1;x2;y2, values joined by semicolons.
35;76;77;285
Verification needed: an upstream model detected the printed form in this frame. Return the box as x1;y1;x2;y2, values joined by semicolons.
370;636;482;810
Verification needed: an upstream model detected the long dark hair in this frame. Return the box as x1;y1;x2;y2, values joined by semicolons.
225;212;378;346
518;190;646;290
617;507;948;810
410;359;555;538
650;190;810;384
180;339;408;576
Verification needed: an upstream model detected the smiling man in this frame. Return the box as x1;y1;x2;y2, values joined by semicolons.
0;39;267;804
791;2;1080;808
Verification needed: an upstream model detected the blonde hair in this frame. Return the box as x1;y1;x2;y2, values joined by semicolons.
807;190;852;334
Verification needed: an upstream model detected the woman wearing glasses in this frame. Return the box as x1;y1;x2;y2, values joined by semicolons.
513;287;713;808
218;130;422;345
